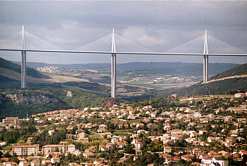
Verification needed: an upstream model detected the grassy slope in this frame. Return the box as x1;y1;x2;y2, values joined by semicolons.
0;57;49;79
157;64;247;97
0;75;20;88
211;63;247;80
174;77;247;96
0;88;106;119
0;58;107;118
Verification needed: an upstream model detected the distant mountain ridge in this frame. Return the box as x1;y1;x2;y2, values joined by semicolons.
28;61;237;76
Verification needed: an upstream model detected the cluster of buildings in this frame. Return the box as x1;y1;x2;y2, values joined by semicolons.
36;66;58;73
0;93;247;165
0;117;20;129
12;142;77;157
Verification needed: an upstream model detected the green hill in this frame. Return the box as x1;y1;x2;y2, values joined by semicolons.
0;57;49;79
0;57;110;94
0;57;106;119
0;88;106;119
161;63;247;97
0;57;51;88
172;77;247;96
0;75;20;88
211;63;247;80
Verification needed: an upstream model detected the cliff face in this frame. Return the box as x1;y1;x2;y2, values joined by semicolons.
3;93;61;105
0;90;69;119
0;94;7;105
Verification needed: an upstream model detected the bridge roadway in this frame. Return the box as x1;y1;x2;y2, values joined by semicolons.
1;48;247;57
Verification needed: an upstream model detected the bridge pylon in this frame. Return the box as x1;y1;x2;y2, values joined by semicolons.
111;28;117;98
21;25;27;89
203;29;209;83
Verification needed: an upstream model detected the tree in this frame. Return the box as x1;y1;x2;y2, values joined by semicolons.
124;143;135;154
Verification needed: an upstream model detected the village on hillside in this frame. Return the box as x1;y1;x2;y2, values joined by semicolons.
0;93;247;166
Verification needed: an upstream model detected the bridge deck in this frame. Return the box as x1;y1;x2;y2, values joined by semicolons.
0;48;247;56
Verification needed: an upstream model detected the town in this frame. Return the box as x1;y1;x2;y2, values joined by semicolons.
0;93;247;166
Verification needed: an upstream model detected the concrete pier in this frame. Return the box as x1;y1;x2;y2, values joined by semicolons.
21;25;26;89
203;30;209;83
111;53;116;98
203;55;208;83
111;28;117;98
21;50;26;89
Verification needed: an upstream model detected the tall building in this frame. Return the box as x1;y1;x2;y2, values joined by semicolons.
12;144;39;156
2;117;20;129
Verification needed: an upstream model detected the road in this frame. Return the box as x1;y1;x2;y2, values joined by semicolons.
206;74;247;84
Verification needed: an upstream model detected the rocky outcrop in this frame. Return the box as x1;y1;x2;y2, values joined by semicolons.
0;91;63;105
0;94;7;105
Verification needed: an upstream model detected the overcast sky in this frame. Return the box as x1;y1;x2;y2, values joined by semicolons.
0;1;247;64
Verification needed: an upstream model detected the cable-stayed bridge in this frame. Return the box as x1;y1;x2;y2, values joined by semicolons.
0;26;247;99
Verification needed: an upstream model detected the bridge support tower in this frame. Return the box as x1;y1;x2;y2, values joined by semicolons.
111;28;117;98
21;50;26;89
21;25;26;89
203;30;209;83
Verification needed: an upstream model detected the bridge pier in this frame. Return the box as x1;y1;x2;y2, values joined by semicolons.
111;28;117;99
203;55;208;83
21;50;26;89
111;53;116;98
21;25;26;89
203;30;209;83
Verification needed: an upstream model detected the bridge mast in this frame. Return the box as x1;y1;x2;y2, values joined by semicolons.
21;25;27;89
203;29;209;83
111;28;117;98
